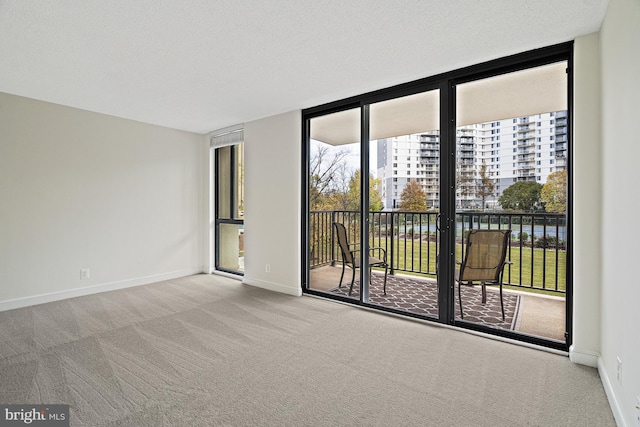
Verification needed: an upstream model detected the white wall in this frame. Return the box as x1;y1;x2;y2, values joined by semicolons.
242;110;302;296
599;0;640;425
571;32;602;366
0;92;207;309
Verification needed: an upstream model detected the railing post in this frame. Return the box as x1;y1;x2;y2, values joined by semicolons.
390;212;395;275
330;210;336;267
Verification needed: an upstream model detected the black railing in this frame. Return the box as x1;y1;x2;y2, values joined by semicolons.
309;210;567;294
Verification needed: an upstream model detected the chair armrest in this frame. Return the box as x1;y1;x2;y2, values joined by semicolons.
369;246;387;262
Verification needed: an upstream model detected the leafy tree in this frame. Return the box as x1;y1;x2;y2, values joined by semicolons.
498;181;543;212
399;179;427;212
343;170;382;211
476;163;495;211
541;170;567;213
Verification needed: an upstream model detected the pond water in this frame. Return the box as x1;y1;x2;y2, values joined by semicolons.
414;223;567;240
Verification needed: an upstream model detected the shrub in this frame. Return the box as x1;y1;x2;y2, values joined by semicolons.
534;235;567;250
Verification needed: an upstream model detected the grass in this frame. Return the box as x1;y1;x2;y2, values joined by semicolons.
372;237;566;295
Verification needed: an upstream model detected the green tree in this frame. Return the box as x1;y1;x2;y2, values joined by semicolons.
476;163;495;211
399;179;427;212
342;170;383;211
499;181;543;212
541;170;567;212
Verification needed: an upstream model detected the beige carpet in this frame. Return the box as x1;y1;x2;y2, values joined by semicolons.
0;274;614;426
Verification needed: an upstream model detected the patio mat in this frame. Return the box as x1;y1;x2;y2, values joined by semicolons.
327;274;521;331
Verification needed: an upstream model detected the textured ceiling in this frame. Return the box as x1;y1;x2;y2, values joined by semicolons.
0;1;608;134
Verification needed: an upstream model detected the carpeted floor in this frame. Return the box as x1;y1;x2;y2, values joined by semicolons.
328;274;521;330
0;274;615;426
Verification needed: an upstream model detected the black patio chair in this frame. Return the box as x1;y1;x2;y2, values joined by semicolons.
456;229;512;321
333;222;389;296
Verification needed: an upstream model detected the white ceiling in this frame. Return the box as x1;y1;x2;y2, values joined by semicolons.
0;1;608;134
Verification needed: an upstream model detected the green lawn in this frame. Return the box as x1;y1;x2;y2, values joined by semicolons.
372;237;566;294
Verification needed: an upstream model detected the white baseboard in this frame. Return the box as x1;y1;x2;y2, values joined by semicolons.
242;276;302;297
597;357;627;427
570;346;627;426
0;269;202;312
569;345;599;367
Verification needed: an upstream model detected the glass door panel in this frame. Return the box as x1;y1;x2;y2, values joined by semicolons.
454;62;568;341
367;89;440;318
307;108;361;299
215;144;244;274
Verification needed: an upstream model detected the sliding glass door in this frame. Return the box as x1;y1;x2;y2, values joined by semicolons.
304;88;445;319
306;107;362;299
303;43;572;350
365;90;441;318
452;61;569;342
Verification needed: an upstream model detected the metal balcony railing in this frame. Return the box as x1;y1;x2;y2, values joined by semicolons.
309;210;567;294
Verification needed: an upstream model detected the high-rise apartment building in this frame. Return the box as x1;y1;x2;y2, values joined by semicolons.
376;111;567;211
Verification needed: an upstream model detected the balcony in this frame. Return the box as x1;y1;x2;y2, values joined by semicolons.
420;136;438;143
420;150;439;158
309;210;567;341
518;132;536;140
458;128;475;134
420;143;439;150
518;140;534;147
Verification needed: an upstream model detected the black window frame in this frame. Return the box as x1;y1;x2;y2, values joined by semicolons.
301;41;573;352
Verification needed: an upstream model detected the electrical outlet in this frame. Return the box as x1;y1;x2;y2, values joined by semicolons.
635;396;640;426
265;264;271;273
80;268;90;280
616;357;622;384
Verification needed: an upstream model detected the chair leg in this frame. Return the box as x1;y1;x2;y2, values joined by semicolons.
348;267;356;296
383;265;388;295
499;284;505;321
338;259;345;288
458;282;464;319
481;283;487;305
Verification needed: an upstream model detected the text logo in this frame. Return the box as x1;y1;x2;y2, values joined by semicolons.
0;405;69;427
